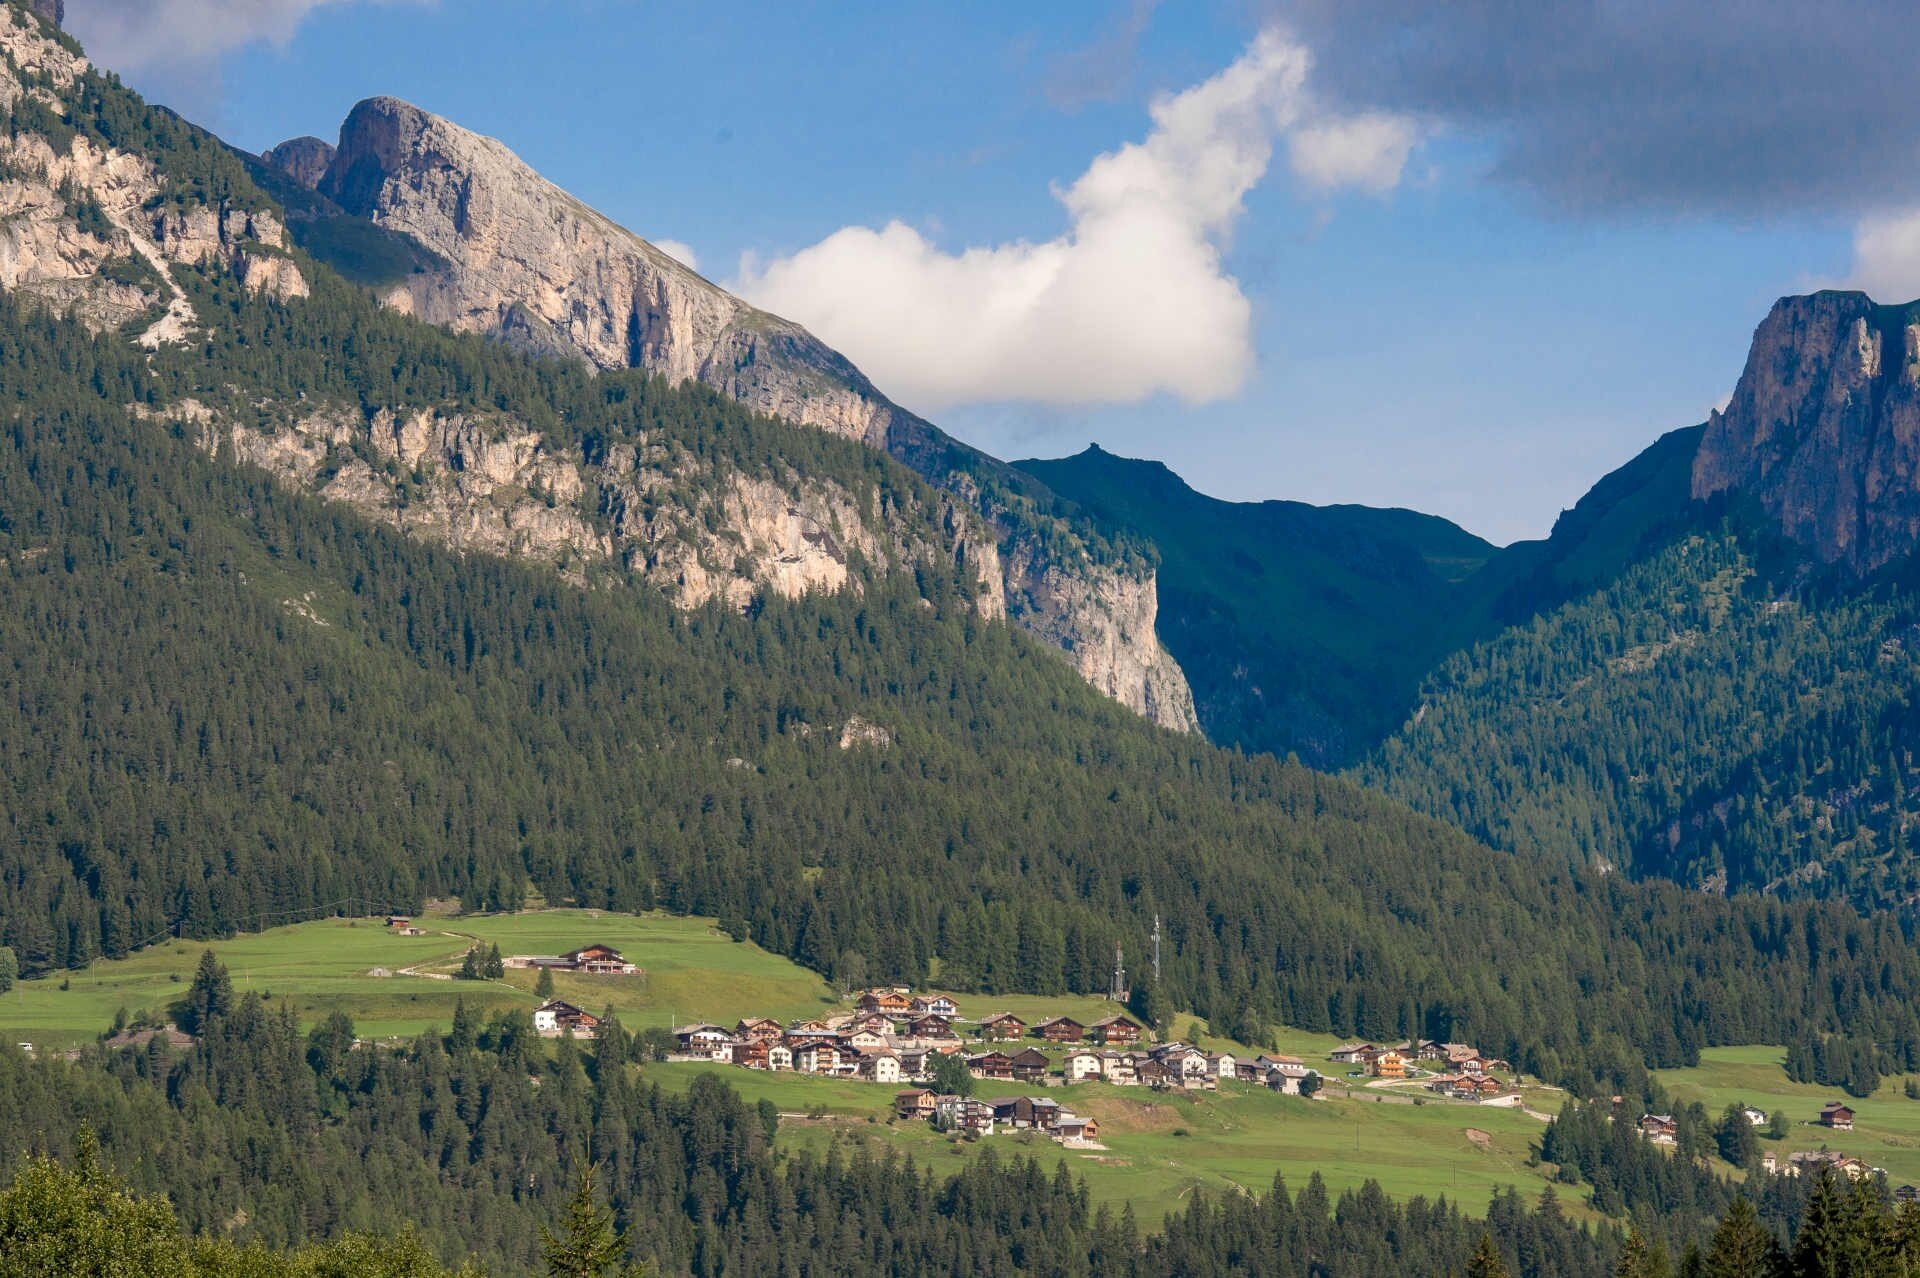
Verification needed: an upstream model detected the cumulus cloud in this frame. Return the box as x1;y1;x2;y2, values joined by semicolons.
734;30;1413;412
1843;210;1920;303
652;239;700;273
1265;0;1920;217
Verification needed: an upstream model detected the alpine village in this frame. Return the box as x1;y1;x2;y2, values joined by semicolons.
4;1;1920;1274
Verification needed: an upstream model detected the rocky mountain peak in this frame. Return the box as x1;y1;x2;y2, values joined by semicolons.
261;135;335;191
298;93;1198;732
1693;290;1920;573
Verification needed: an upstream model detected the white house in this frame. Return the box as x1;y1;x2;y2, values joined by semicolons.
1064;1051;1104;1082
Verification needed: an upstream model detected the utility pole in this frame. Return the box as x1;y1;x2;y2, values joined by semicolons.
1152;914;1162;984
1110;942;1126;1003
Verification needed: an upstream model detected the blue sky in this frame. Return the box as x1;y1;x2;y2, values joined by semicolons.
71;0;1892;544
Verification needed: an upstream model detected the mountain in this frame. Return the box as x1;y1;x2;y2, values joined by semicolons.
1359;296;1920;912
257;96;1197;731
1695;290;1920;573
4;0;1917;1088
1017;445;1496;765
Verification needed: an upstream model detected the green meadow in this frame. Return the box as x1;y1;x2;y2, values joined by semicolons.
1655;1045;1920;1187
0;909;833;1047
0;904;1587;1229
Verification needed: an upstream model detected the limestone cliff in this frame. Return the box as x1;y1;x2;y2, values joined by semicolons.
0;6;306;339
178;397;1007;619
293;97;1195;731
1694;291;1920;573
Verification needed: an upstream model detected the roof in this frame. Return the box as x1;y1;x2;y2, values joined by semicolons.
1090;1014;1141;1028
1034;1015;1085;1028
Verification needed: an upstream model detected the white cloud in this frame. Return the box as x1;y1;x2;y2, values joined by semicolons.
1287;113;1416;194
651;239;700;272
732;29;1415;413
67;0;403;72
1846;209;1920;303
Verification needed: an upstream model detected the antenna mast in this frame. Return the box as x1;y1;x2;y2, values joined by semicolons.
1152;914;1162;983
1110;942;1126;1002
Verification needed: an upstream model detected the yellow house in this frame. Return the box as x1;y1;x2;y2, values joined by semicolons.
1371;1049;1407;1079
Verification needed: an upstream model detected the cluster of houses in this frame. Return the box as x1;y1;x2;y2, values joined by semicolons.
1326;1039;1519;1104
667;989;1329;1096
1639;1100;1855;1150
893;1090;1101;1144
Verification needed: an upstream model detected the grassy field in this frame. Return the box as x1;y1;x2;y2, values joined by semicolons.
1656;1046;1920;1187
0;909;834;1047
645;1061;1576;1227
0;905;1581;1230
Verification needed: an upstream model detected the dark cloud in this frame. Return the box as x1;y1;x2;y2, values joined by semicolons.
1267;0;1920;217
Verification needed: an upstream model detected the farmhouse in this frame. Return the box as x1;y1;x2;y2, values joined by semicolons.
1099;1052;1138;1086
1740;1106;1770;1127
1371;1049;1408;1079
560;945;638;975
909;995;959;1018
672;1022;730;1053
1033;1016;1086;1043
1638;1114;1678;1146
766;1044;793;1071
1267;1063;1316;1095
1820;1102;1856;1131
1330;1043;1375;1065
1089;1014;1143;1046
968;1051;1016;1082
536;1001;602;1039
1055;1113;1099;1143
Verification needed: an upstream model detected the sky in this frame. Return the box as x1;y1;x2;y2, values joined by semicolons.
62;0;1916;545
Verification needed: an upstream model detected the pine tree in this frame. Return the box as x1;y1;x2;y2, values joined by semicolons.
448;997;477;1054
536;965;555;999
458;947;482;981
484;944;505;980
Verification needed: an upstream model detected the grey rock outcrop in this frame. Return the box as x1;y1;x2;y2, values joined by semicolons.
262;136;336;191
0;7;305;338
1694;291;1920;573
27;0;60;29
310;95;1196;730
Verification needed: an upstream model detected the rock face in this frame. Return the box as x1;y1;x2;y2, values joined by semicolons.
308;95;1196;730
1695;291;1920;573
27;0;60;28
262;136;335;191
179;397;1008;617
0;7;305;337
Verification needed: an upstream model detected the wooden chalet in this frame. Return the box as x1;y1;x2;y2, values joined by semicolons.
908;1014;956;1040
1330;1043;1375;1065
976;1013;1027;1041
1055;1113;1099;1142
894;1088;936;1120
857;989;913;1017
735;1016;784;1043
968;1051;1016;1081
1010;1047;1051;1083
1089;1014;1144;1046
1371;1049;1408;1079
1033;1016;1086;1044
1820;1102;1856;1131
909;995;959;1018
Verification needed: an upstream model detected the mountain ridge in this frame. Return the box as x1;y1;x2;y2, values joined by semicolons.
261;95;1198;731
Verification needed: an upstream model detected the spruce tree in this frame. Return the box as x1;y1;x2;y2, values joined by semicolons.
484;944;505;980
539;1162;648;1278
1467;1232;1511;1278
174;949;231;1035
1704;1196;1772;1278
536;965;555;999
